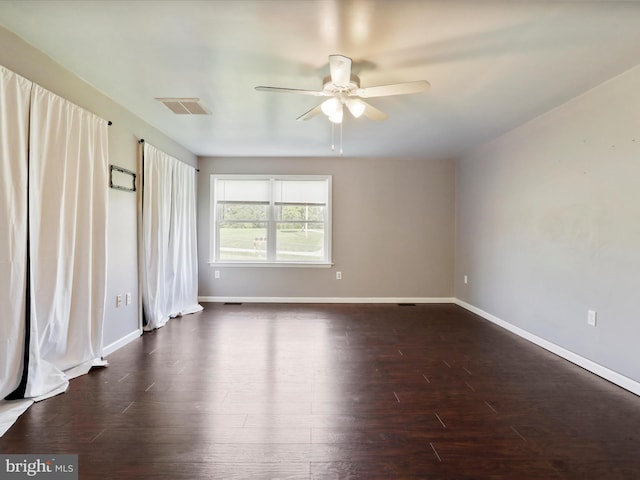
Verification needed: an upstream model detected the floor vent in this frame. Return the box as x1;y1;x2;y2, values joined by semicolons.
398;303;417;307
224;302;243;306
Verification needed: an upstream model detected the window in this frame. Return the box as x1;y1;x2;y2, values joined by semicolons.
210;175;332;265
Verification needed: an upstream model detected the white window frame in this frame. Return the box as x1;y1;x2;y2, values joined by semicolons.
209;174;332;267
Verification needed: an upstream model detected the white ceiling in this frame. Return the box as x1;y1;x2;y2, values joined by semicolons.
1;0;640;159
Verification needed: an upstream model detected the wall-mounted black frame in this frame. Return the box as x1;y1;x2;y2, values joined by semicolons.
110;165;136;192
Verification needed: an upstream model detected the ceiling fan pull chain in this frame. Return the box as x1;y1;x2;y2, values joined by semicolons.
339;121;343;156
331;122;335;152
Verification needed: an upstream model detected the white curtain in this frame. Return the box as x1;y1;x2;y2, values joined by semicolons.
0;67;32;416
24;85;109;398
142;143;202;330
1;69;109;436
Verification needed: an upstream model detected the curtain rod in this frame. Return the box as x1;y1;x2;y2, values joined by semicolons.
138;138;199;171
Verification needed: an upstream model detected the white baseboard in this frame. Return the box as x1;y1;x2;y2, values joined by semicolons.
198;296;455;304
102;328;142;357
454;299;640;397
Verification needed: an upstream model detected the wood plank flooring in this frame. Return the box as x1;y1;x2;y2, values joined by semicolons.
2;303;640;479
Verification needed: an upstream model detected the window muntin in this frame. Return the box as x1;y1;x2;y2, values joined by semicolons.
211;175;331;265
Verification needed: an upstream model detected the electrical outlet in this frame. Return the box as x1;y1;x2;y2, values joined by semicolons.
587;310;597;327
214;270;220;279
336;271;342;280
116;294;123;308
464;275;468;285
125;292;132;305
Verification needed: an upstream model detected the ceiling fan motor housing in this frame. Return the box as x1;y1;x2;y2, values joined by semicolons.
322;74;361;93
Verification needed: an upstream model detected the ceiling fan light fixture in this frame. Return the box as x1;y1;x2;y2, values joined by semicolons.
328;104;343;124
321;97;340;117
346;98;366;118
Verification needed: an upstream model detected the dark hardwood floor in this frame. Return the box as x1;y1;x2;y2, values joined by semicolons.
2;303;640;479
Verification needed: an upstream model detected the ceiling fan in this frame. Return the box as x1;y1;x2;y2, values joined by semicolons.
255;54;430;124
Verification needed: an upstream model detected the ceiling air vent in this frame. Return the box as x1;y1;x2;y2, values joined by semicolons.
155;97;210;115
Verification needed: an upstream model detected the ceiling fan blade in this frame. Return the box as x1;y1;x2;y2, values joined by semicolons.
255;86;327;96
296;104;324;121
357;80;430;98
328;54;352;87
360;101;388;121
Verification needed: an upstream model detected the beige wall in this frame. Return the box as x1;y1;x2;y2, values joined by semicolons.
198;156;455;300
455;65;640;384
0;25;196;350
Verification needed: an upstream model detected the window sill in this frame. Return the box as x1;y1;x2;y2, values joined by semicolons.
208;262;333;268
